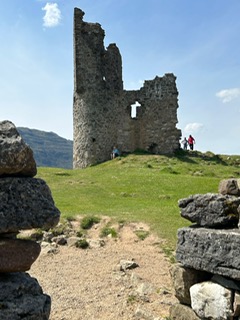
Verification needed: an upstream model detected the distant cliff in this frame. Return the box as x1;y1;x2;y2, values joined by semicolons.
17;127;73;169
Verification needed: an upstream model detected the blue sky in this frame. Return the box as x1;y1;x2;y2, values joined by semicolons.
1;0;240;155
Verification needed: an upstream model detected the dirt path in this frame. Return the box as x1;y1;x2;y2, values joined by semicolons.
29;220;177;320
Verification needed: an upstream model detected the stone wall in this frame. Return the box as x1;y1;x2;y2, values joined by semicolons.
171;179;240;320
73;8;181;168
0;120;61;319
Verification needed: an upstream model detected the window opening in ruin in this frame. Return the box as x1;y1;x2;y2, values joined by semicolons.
131;101;141;118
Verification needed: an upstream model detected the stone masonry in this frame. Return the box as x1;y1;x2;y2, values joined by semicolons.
0;120;60;319
171;179;240;319
73;8;181;168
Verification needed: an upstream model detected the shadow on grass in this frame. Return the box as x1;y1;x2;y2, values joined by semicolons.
174;149;228;166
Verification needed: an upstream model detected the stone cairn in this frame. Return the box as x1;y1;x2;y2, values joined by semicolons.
0;120;60;319
170;178;240;320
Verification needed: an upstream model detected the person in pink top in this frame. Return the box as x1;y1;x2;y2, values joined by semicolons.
188;135;195;150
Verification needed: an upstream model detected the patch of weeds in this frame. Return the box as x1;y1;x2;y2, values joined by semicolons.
118;219;126;228
118;219;126;224
17;234;32;241
75;239;89;249
127;294;137;304
145;163;153;168
158;194;171;200
65;215;76;222
76;230;86;237
162;245;176;264
120;192;136;197
49;220;71;236
17;229;44;241
55;172;71;176
80;215;101;229
161;166;178;174
29;229;44;241
134;230;150;241
100;226;117;238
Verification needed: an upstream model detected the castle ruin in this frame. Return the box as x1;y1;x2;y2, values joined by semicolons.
73;8;181;168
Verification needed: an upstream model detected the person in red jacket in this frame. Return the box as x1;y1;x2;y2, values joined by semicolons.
188;135;195;150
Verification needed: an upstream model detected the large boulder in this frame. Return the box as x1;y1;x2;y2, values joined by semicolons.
190;281;233;320
178;193;240;227
169;303;201;320
219;179;240;196
0;120;37;177
0;272;51;319
176;227;240;280
0;239;41;272
171;263;210;305
0;177;60;233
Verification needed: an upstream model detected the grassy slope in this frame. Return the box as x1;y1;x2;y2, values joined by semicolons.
36;151;240;248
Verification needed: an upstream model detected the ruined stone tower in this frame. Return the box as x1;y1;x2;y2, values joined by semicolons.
73;8;181;169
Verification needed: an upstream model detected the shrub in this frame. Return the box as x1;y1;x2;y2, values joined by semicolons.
75;239;89;249
76;230;85;237
134;230;150;241
80;215;100;229
162;245;176;264
100;226;117;238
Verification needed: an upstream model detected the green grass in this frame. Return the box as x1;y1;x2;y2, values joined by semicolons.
36;150;240;248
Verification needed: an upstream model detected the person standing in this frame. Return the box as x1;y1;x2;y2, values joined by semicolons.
188;135;195;150
181;137;188;150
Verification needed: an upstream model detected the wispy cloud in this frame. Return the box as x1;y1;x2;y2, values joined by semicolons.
42;3;61;28
216;88;240;103
184;123;204;133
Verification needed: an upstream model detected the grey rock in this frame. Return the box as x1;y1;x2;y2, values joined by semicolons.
40;242;59;255
135;305;162;320
120;259;139;271
169;303;201;320
233;292;240;317
176;227;240;280
0;177;60;233
67;236;81;247
178;193;240;227
0;272;51;319
190;281;233;320
42;231;55;243
130;272;143;285
170;263;210;305
219;178;240;196
0;120;37;177
136;282;155;296
88;238;105;248
211;274;240;291
51;235;67;246
0;239;41;272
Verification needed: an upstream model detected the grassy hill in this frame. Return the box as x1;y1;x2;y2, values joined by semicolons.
36;150;240;249
18;127;73;169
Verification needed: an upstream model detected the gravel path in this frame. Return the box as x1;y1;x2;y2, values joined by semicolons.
29;221;177;320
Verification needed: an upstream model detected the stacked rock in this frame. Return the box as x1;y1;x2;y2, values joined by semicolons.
0;120;60;319
170;178;240;320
